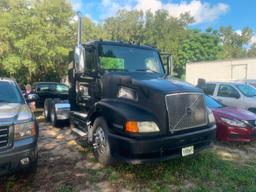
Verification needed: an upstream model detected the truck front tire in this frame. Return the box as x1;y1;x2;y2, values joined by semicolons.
92;117;113;166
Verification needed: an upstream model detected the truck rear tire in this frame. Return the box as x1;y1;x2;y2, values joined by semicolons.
92;117;113;166
50;105;59;127
44;99;51;121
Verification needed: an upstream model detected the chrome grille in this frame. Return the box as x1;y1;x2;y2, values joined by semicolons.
165;93;207;132
0;126;9;148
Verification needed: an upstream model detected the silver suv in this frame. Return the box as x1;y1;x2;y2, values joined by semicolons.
0;78;39;175
200;81;256;113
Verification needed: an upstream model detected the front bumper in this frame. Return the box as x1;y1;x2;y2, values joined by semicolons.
225;127;256;142
0;137;38;176
109;125;216;164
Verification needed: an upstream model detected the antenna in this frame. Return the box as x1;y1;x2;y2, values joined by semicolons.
77;11;82;45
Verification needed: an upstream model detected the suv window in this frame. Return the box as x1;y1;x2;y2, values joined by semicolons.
201;83;216;95
217;84;240;98
0;81;24;103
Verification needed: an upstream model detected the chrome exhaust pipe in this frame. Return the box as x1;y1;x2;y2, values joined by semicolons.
77;11;82;45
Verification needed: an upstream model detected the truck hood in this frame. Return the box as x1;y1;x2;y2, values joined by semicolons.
0;103;32;122
137;77;201;94
102;72;201;96
212;107;256;121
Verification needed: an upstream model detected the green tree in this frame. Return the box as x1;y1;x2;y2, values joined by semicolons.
81;17;109;42
248;43;256;57
176;28;222;77
219;26;253;58
103;10;144;43
0;0;74;84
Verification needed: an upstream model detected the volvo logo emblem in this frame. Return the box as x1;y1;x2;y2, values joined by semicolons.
186;107;192;116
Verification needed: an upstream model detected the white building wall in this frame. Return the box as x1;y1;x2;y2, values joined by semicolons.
186;58;256;85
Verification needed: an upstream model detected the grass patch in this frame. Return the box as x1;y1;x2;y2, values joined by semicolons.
0;176;16;192
57;185;75;192
85;149;256;191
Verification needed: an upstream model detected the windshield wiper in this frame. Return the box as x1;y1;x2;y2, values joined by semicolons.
136;68;159;73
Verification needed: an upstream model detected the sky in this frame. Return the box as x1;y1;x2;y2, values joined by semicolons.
70;0;256;42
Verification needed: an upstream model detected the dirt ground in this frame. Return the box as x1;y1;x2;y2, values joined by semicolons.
1;121;114;192
1;118;256;192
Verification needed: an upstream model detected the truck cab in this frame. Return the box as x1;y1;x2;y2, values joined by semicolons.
66;39;216;165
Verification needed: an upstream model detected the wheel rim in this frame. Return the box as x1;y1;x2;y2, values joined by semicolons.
93;127;106;154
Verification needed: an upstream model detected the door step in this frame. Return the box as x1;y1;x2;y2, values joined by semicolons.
72;128;87;137
71;111;88;119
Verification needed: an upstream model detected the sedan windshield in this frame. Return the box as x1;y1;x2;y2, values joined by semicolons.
235;84;256;97
98;44;164;74
0;81;23;103
204;95;223;109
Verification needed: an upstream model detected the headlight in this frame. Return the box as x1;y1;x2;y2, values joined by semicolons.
117;87;137;101
14;121;36;140
220;117;247;128
207;108;216;125
125;121;160;133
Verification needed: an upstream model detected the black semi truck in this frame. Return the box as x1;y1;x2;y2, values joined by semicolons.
45;13;216;165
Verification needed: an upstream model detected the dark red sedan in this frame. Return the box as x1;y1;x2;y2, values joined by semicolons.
205;95;256;142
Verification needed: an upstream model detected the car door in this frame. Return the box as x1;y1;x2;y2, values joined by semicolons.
214;84;241;108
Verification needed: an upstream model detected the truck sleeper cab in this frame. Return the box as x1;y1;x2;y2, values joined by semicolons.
67;40;216;165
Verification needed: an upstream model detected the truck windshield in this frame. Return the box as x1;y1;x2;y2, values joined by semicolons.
235;84;256;97
204;95;223;109
0;81;23;103
98;44;164;74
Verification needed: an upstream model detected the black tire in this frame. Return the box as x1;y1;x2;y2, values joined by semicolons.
27;153;38;174
20;152;38;175
44;99;51;121
50;105;59;127
92;117;113;166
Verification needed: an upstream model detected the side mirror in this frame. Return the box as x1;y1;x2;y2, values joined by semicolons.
74;45;85;73
160;53;173;76
167;55;173;76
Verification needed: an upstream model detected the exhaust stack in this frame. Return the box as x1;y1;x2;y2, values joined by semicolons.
77;11;82;45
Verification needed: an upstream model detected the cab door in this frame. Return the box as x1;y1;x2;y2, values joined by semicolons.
76;45;100;109
215;84;241;108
